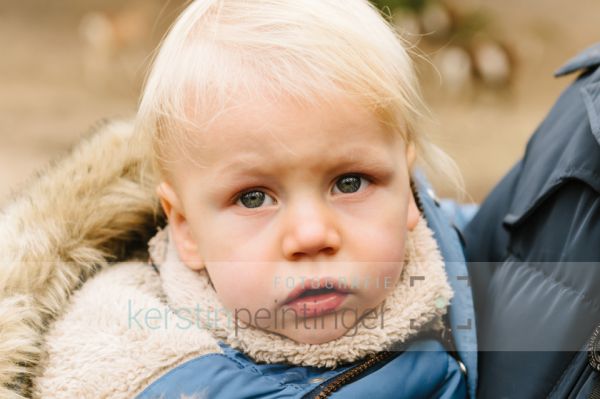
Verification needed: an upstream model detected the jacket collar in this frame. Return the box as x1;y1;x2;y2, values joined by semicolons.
503;61;600;230
555;42;600;77
413;171;478;398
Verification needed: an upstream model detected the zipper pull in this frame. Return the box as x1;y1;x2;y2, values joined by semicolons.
588;325;600;399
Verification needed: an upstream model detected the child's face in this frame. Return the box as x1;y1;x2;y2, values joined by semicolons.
159;96;420;344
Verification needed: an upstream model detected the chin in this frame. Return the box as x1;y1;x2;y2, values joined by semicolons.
281;324;350;345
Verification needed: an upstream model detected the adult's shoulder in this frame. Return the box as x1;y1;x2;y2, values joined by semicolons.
503;43;600;231
467;43;600;243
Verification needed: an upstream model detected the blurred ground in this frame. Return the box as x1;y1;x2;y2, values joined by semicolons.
0;0;599;206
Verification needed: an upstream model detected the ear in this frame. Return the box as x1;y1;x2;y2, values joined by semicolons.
157;182;205;271
405;141;420;231
406;141;417;170
406;191;420;231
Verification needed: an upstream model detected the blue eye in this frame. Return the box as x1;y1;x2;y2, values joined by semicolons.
332;174;369;194
236;190;276;208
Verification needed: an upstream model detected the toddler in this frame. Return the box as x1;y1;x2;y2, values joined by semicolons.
0;0;477;398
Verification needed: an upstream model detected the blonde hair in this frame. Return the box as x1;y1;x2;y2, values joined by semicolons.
135;0;459;187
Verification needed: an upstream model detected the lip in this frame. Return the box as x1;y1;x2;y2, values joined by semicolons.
283;278;349;318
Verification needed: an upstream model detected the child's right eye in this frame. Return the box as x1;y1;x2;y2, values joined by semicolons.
236;190;276;209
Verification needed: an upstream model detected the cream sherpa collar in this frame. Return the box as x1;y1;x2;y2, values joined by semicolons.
150;217;452;368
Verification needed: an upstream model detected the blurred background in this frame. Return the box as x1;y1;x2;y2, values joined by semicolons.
1;0;599;206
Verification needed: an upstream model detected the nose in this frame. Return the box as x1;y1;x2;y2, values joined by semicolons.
281;199;341;260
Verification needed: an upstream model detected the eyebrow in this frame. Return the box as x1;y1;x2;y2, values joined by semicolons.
215;146;395;177
214;155;269;176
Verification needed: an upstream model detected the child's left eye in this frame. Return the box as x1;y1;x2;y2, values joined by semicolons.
332;174;370;194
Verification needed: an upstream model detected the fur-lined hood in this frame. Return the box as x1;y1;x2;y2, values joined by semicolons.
0;121;477;398
0;121;162;398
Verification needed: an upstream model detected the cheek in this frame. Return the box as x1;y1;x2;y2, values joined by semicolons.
350;203;409;262
193;212;278;262
380;250;405;283
205;262;272;310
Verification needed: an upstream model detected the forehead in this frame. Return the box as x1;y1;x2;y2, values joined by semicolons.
178;95;403;169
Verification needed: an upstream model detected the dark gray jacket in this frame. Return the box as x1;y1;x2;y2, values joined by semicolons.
464;43;600;398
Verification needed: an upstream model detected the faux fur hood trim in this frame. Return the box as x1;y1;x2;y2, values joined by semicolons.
33;262;219;399
0;121;162;398
153;217;453;369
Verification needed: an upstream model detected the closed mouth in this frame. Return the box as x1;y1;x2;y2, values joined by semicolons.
283;278;349;305
296;287;337;299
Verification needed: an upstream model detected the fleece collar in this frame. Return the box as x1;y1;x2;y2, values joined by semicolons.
149;217;452;368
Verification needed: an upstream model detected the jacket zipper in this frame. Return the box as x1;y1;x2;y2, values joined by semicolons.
587;324;600;399
303;351;400;399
